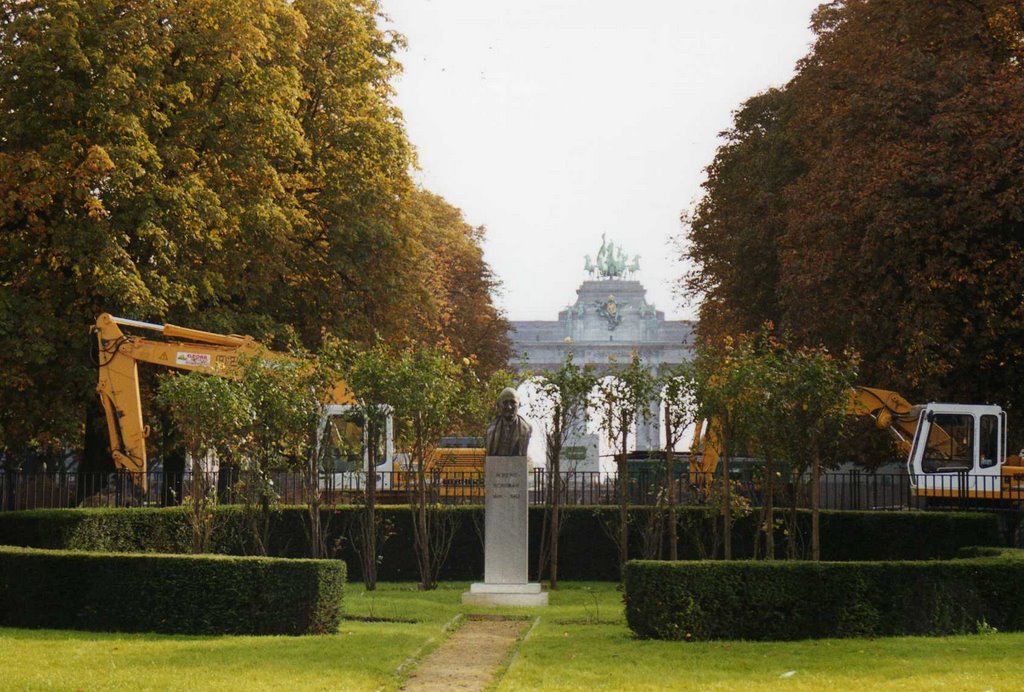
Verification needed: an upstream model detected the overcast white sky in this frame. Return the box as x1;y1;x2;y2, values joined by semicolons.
380;1;823;322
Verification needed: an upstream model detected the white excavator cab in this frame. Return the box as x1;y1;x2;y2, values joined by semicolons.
318;404;394;491
907;403;1006;499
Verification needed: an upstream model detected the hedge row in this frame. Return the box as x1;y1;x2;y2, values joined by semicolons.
0;505;1005;581
0;546;345;635
623;554;1024;641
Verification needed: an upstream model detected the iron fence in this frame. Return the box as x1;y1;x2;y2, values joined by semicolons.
0;468;1018;512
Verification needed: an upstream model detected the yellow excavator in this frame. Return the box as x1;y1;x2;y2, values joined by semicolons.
92;313;390;492
689;386;1024;502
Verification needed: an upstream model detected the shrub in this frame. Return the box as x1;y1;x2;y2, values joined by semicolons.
0;506;1005;581
0;546;345;635
623;553;1024;641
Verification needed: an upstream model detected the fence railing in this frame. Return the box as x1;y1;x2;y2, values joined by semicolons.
0;468;1018;512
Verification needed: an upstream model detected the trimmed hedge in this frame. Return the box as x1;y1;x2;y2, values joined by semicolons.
0;505;1006;581
0;546;345;635
624;554;1024;641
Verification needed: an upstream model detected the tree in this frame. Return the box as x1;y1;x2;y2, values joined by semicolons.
685;87;801;341
339;341;400;590
233;351;326;556
156;372;248;553
739;339;789;561
387;346;469;590
0;0;427;459
396;189;513;377
772;343;857;560
288;0;415;345
595;352;658;576
780;1;1024;412
693;336;763;560
660;362;698;561
529;352;595;588
683;0;1024;441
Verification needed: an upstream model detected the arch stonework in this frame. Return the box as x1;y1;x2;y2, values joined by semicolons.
509;277;696;450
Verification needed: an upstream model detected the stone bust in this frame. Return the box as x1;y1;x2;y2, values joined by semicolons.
485;387;532;457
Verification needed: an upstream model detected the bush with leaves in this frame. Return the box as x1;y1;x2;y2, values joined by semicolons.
529;352;595;587
594;352;658;575
156;373;248;553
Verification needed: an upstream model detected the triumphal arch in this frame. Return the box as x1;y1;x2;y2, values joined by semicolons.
509;237;695;452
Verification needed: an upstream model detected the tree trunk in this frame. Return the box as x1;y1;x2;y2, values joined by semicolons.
722;445;732;561
535;475;550;581
618;411;629;576
765;453;775;561
307;428;324;560
415;462;431;590
665;403;678;561
811;448;821;561
363;420;379;590
189;452;209;554
550;412;562;589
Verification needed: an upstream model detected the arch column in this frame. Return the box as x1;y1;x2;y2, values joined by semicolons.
635;396;661;450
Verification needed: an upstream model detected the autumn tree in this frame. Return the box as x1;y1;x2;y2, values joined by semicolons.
684;1;1024;439
781;1;1024;410
685;87;801;340
0;1;509;470
397;189;513;377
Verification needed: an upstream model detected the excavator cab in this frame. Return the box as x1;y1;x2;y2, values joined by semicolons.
907;403;1006;498
318;404;394;491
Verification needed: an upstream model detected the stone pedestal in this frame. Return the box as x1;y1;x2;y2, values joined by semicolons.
462;456;548;607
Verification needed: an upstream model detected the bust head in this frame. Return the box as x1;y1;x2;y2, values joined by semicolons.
496;387;519;420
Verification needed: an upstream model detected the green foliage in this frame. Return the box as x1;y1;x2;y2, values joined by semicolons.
0;506;1004;582
530;352;596;461
388;347;469;459
693;328;858;558
624;551;1024;641
528;352;597;584
660;362;698;452
157;372;250;552
0;545;344;635
156;374;249;462
458;367;517;438
365;345;473;590
235;353;326;475
594;352;658;448
339;341;399;442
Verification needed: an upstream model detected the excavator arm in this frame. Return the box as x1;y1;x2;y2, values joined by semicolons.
688;386;932;484
844;387;920;456
93;314;264;487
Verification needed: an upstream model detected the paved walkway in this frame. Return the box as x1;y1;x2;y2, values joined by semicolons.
402;616;529;692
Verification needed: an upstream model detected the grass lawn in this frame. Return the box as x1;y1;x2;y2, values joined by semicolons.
2;581;1023;690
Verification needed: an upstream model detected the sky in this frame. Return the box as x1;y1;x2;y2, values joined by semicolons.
380;1;824;322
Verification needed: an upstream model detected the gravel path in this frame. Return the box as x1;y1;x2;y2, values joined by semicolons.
402;616;529;691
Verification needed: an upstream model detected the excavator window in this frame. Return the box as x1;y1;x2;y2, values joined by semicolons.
922;413;974;473
321;413;365;473
980;415;999;469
